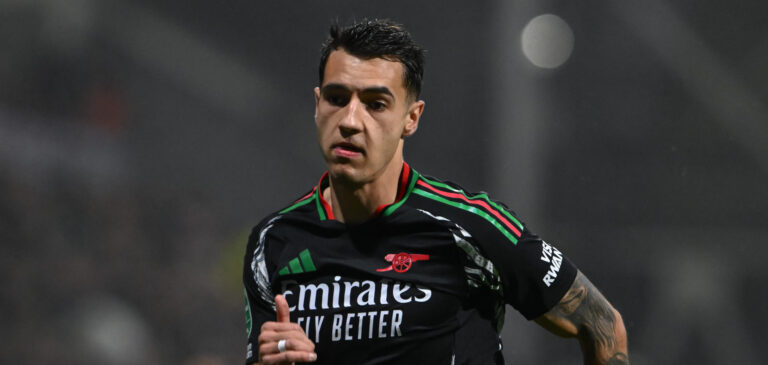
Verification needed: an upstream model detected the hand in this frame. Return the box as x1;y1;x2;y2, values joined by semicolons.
258;294;317;364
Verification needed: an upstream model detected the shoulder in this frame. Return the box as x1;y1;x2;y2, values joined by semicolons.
407;172;526;245
256;185;323;228
246;186;321;248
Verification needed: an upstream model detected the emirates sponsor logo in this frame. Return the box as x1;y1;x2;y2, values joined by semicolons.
281;276;433;343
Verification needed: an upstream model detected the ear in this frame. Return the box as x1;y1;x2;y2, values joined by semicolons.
313;87;321;122
402;100;425;137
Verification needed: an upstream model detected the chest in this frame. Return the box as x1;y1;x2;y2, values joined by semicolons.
266;221;470;345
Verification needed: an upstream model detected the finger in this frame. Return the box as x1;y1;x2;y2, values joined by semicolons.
260;338;315;354
262;350;317;364
259;321;304;336
258;332;315;349
275;294;291;323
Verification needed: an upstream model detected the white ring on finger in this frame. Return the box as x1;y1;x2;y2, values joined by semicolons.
277;339;287;353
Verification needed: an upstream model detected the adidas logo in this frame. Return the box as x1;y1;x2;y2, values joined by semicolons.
278;249;317;275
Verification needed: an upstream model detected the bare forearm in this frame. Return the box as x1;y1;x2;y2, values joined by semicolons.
577;307;627;364
536;271;628;365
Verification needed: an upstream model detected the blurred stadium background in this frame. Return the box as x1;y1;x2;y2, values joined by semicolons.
2;0;767;364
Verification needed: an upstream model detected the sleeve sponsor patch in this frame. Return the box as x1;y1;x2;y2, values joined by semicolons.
539;241;563;287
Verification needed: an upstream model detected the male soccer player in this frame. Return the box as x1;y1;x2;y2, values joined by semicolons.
243;19;628;365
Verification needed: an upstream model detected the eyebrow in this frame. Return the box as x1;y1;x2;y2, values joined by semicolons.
321;83;395;99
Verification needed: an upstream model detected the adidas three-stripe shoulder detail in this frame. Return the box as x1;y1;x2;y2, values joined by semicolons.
412;176;524;245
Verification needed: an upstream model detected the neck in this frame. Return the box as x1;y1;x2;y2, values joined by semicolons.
324;158;404;224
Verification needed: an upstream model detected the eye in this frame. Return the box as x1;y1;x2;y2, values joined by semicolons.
325;94;349;107
368;100;387;111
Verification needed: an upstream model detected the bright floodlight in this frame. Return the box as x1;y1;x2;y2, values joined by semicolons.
521;14;575;69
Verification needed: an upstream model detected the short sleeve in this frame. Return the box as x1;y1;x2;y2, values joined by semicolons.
408;176;578;320
489;226;578;319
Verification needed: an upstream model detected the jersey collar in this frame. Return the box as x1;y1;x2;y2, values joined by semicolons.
315;162;419;221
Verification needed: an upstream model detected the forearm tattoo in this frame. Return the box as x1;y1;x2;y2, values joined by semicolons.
606;353;629;365
553;272;628;364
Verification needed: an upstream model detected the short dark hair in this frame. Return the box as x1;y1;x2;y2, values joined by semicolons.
319;19;425;100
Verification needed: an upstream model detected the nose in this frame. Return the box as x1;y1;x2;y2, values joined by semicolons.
338;95;363;136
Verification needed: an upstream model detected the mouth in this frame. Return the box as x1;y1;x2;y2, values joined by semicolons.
332;142;364;158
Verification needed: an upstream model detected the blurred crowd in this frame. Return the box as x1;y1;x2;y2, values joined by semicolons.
0;135;247;363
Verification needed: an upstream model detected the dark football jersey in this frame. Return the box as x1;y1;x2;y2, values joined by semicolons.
243;163;577;364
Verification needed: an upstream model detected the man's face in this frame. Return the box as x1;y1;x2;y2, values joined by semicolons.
314;49;424;186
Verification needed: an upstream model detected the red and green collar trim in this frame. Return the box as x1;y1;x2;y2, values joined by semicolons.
373;162;416;217
315;172;335;220
282;162;419;221
279;163;525;244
